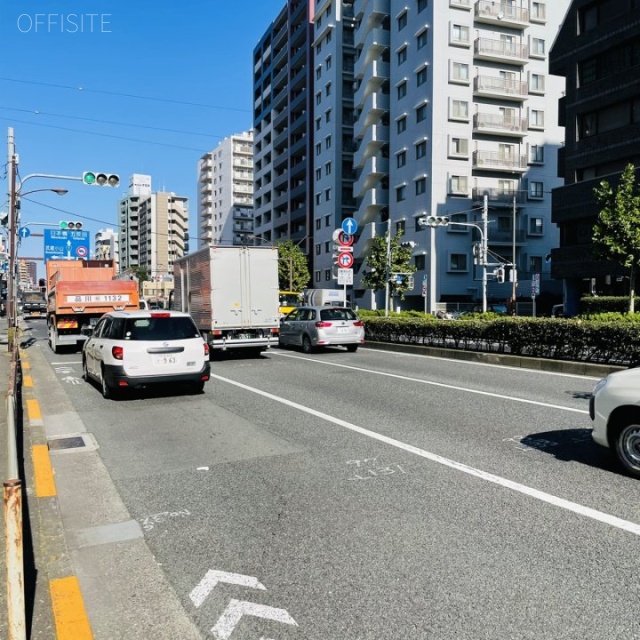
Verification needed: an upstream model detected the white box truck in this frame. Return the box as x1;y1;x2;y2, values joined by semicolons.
173;246;280;355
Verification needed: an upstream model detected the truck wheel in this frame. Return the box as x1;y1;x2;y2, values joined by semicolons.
49;324;59;354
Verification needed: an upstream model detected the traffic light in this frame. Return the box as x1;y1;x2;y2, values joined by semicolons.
496;267;505;283
400;241;417;249
420;215;450;227
59;221;83;230
82;171;120;187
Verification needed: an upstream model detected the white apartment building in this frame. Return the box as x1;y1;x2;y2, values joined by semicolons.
197;131;254;248
118;175;189;278
94;228;119;266
310;0;568;310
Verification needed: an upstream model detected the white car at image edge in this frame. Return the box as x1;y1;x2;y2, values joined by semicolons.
590;367;640;478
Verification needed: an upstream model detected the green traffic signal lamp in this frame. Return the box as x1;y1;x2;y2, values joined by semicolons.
82;171;119;187
59;221;83;230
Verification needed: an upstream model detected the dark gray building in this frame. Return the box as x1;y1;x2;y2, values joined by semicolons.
550;0;640;315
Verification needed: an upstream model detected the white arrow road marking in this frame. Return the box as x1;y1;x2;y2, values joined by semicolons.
190;570;266;609
212;599;297;640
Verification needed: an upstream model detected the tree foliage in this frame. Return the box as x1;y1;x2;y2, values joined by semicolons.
361;230;417;301
593;163;640;312
276;239;310;292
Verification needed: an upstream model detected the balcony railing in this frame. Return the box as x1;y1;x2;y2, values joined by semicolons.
474;38;528;64
474;1;529;29
473;75;528;101
473;113;527;137
472;150;528;172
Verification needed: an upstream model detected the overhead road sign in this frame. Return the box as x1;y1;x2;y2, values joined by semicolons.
44;228;90;262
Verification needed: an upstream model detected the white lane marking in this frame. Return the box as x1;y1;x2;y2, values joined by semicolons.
190;570;266;609
211;600;297;640
51;361;82;365
272;352;589;415
211;373;640;537
360;347;603;380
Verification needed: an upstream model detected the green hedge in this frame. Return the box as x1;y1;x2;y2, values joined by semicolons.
580;296;631;315
362;316;640;365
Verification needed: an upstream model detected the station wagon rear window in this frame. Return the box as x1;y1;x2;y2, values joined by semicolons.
320;308;358;321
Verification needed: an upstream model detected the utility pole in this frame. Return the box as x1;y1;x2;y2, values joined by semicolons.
482;194;488;313
511;194;517;313
384;219;391;317
7;128;18;332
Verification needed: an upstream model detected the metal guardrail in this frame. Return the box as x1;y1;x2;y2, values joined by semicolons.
5;337;25;640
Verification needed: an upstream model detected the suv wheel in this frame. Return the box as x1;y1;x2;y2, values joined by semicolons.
82;358;89;381
101;368;114;399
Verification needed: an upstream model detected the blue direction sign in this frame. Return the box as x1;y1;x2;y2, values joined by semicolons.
341;217;358;236
18;227;31;239
44;228;90;261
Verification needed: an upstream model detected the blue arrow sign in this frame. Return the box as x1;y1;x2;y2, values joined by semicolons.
18;227;31;239
44;229;90;262
341;217;358;235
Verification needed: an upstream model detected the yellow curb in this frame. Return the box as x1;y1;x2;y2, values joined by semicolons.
32;444;57;498
23;375;33;387
27;398;42;422
50;576;93;640
21;360;30;370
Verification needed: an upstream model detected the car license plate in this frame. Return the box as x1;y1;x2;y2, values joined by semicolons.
154;355;177;365
337;327;350;334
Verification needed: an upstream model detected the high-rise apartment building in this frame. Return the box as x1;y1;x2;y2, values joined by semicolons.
94;228;119;266
18;259;37;289
255;1;569;310
197;131;254;248
550;0;640;316
118;175;189;278
253;0;315;260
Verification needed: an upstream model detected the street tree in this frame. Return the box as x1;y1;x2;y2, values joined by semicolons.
361;230;416;306
276;239;310;292
593;163;640;312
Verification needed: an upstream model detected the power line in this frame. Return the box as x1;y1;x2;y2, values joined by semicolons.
0;106;226;139
0;77;252;113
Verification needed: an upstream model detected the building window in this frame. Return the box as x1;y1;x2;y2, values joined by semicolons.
529;110;545;129
529;181;544;199
530;73;545;94
529;145;544;164
416;103;427;122
396;220;406;234
530;37;545;58
418;0;428;12
397;150;407;168
449;175;468;195
417;29;428;49
531;2;546;22
530;256;543;273
448;253;468;272
415;178;426;195
325;188;331;201
325;109;331;123
316;43;322;55
325;214;331;226
528;217;544;235
415;254;426;270
325;269;331;281
315;243;321;255
316;168;322;181
450;99;469;121
396;185;407;202
315;270;321;283
326;55;332;70
316;92;322;105
316;143;322;156
397;80;407;99
325;30;332;44
316;67;322;80
397;116;407;133
325;82;332;96
449;136;468;158
415;140;427;159
325;136;332;149
450;24;469;46
450;61;470;84
315;219;322;230
325;162;332;175
316;117;322;131
325;241;330;252
315;194;322;205
398;47;408;65
417;66;428;86
398;11;408;30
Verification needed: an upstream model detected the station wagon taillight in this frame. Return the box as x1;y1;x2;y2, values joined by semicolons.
112;346;124;360
353;321;364;326
315;321;332;328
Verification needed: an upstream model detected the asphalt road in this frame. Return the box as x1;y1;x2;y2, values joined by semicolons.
24;319;640;640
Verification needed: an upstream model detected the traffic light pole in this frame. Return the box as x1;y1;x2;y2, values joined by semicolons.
7;129;17;334
384;219;391;317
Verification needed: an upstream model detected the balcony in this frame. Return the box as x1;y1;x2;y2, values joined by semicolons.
200;170;213;183
353;0;390;22
233;223;253;233
487;228;526;245
354;93;389;138
474;38;528;65
355;27;390;67
353;124;389;168
473;113;527;137
472;150;528;173
474;1;529;29
354;156;389;197
473;75;528;101
353;220;378;260
472;188;525;207
357;187;389;225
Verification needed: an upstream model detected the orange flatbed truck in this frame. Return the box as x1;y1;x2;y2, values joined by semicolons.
46;259;140;353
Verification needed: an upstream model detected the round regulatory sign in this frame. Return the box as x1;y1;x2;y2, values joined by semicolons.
76;246;88;257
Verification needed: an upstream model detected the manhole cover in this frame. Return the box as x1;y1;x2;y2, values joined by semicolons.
48;436;86;451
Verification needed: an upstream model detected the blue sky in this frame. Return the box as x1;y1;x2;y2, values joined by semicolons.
0;0;285;272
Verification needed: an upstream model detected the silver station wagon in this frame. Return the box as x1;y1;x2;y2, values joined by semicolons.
278;305;365;353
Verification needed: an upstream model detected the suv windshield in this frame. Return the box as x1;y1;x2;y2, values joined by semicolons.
122;316;200;341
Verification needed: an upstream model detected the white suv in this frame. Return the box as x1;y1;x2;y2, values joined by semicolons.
82;310;210;398
590;367;640;478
